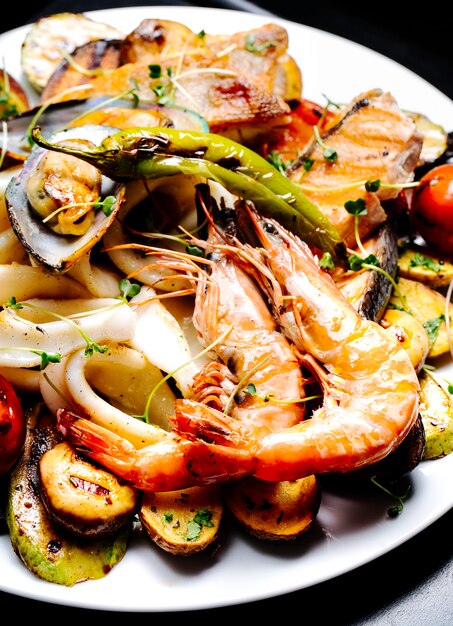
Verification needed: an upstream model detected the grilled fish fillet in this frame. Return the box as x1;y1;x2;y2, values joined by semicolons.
120;19;302;101
287;89;423;247
46;57;292;141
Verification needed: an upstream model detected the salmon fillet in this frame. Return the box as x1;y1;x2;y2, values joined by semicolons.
287;89;423;247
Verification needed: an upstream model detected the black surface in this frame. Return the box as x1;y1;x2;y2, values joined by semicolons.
1;2;452;623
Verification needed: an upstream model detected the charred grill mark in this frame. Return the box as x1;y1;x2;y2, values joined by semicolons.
287;96;371;173
135;136;210;160
321;97;371;141
217;157;242;170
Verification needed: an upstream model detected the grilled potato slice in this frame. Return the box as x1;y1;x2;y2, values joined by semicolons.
139;485;223;555
0;70;30;117
388;277;453;359
21;12;124;93
397;244;453;289
39;441;139;539
380;308;430;373
419;371;453;460
224;475;320;541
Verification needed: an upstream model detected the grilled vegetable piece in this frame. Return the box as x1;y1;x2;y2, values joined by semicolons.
336;220;398;321
388;277;452;359
418;371;453;460
5;401;130;586
406;111;448;167
0;374;25;475
0;71;30;119
39;441;139;539
41;39;123;102
410;163;453;257
380;308;430;373
139;485;223;555
397;242;453;288
21;12;124;93
224;476;320;541
366;414;425;482
31;126;347;266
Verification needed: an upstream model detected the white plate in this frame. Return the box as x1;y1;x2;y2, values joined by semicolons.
1;5;452;613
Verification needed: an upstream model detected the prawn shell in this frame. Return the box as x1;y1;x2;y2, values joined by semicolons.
5;124;124;273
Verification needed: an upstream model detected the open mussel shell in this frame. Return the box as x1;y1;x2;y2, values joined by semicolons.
1;96;209;168
6;124;125;273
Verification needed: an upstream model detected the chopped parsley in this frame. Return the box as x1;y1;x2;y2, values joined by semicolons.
423;314;446;347
409;253;443;273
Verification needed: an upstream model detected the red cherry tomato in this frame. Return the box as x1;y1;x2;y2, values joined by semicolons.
410;163;453;257
0;374;25;475
262;98;335;162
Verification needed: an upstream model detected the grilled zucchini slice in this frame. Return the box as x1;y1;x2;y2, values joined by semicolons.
21;12;124;93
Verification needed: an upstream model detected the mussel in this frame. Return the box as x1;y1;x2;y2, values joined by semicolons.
5;124;125;273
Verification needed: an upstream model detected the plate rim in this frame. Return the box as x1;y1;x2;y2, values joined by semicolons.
0;4;452;612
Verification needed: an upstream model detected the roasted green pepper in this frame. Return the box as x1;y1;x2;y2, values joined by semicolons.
31;126;347;265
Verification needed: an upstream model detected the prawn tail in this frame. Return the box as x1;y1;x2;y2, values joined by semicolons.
56;408;135;471
171;399;257;451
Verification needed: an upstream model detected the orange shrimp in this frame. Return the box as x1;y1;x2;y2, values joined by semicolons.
187;210;306;436
55;201;307;490
173;203;420;481
56;407;254;491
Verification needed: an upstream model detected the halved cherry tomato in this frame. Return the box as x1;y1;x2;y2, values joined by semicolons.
410;163;453;257
261;98;335;162
0;374;25;475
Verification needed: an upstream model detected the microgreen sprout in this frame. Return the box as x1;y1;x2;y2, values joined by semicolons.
319;252;335;270
25;83;95;148
303;157;314;172
41;195;117;225
344;197;368;256
148;64;162;79
61;50;112;77
0;64;19;120
343;198;411;312
225;356;321;413
117;278;141;302
245;34;276;54
186;244;204;257
138;324;234;423
347;253;411;313
313;124;337;162
5;296;108;358
370;476;411;517
0;347;61;370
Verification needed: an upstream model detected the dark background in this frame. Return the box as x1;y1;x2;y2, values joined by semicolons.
1;2;452;623
2;0;452;101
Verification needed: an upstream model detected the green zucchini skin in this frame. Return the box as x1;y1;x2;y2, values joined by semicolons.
5;400;131;586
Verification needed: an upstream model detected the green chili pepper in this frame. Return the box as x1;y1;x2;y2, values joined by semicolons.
31;126;347;265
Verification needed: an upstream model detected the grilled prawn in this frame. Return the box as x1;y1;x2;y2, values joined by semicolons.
56;195;307;490
173;203;420;480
